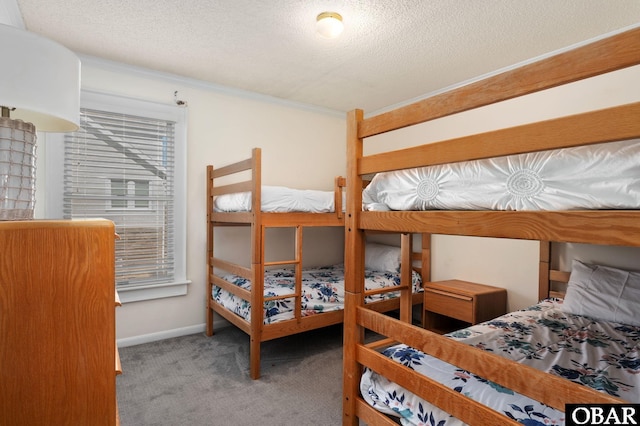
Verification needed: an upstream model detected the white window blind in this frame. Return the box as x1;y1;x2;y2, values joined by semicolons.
63;108;176;289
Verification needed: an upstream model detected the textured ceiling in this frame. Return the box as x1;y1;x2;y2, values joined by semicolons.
14;0;640;114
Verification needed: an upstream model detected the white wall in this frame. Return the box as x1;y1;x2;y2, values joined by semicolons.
35;57;346;345
368;64;640;311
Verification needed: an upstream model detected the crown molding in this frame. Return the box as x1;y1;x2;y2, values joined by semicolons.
79;54;345;118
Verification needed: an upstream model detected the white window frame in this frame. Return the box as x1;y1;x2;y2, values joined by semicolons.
45;90;190;303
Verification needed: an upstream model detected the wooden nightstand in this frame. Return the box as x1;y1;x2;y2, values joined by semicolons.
423;280;507;334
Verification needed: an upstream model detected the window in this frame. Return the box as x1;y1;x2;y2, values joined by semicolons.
110;178;150;209
45;90;189;302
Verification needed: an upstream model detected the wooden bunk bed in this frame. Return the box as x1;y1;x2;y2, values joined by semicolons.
206;148;424;379
343;27;640;425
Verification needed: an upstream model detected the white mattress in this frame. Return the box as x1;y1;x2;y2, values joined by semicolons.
214;186;336;213
363;139;640;211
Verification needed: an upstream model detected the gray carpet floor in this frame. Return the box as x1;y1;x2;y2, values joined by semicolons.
116;324;346;426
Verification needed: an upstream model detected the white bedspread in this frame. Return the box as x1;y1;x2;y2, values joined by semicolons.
214;186;336;213
363;140;640;211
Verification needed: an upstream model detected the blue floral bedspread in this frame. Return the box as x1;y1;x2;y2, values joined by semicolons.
213;264;422;324
361;298;640;425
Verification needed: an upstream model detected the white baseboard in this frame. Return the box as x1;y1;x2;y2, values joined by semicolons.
117;318;231;348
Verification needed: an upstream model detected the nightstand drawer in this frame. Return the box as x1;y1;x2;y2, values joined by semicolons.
423;280;507;333
424;288;473;323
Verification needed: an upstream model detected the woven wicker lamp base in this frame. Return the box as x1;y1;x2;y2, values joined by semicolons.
0;117;36;220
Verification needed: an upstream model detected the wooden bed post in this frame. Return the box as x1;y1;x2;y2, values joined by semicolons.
399;233;413;323
251;147;263;266
539;241;551;301
422;233;432;283
294;225;303;321
343;109;365;426
421;233;431;328
335;176;345;220
250;148;263;379
206;165;215;337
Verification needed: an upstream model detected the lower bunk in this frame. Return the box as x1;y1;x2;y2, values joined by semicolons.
210;241;425;379
349;259;638;426
214;262;423;325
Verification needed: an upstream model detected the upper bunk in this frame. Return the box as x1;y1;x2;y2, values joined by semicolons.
207;147;345;228
346;26;640;248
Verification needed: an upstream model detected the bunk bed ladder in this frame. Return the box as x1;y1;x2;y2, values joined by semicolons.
262;225;304;322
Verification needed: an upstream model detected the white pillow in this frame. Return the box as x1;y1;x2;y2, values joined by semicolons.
364;242;401;272
562;260;640;327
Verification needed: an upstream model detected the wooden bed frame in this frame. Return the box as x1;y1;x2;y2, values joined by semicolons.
343;27;640;425
205;148;423;379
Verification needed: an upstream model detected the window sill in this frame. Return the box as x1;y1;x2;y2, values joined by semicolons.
117;280;191;303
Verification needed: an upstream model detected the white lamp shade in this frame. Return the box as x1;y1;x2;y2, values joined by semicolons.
0;24;80;132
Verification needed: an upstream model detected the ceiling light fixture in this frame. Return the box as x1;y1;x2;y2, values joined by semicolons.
316;12;344;39
0;23;80;220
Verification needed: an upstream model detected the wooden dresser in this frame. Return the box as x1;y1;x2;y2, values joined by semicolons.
0;219;120;425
